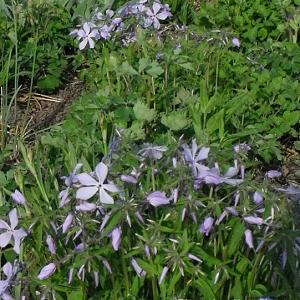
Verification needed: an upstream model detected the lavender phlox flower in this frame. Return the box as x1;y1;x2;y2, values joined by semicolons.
234;191;240;206
0;208;27;254
99;25;112;40
188;253;202;263
170;188;179;204
38;263;56;280
224;160;239;178
253;191;264;205
144;2;172;29
244;229;254;248
75;202;97;212
183;139;210;176
11;189;26;205
111;227;122;251
276;185;300;201
62;163;83;187
200;217;214;236
131;258;147;277
266;170;282;178
59;188;71;208
46;235;56;255
76;22;99;50
121;174;138;184
244;216;264;225
138;143;168;160
76;162;119;204
102;259;112;274
0;261;18;300
234;143;251;153
147;191;170;207
75;243;85;252
232;37;241;48
100;213;111;232
215;211;227;225
158;266;169;285
106;9;114;18
225;206;239;216
62;213;74;234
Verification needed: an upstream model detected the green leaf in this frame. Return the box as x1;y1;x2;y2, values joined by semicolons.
146;62;164;77
120;61;138;75
161;111;189;131
68;289;84;300
37;75;60;91
294;141;300;151
138;58;151;73
177;62;194;71
195;277;216;300
227;219;245;258
231;277;243;299
133;101;156;122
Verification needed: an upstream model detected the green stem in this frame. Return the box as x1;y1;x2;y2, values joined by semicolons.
121;247;130;296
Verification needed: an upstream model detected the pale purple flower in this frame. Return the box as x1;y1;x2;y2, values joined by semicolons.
183;139;210;176
215;211;227;225
46;235;56;255
244;229;254;248
158;266;169;285
144;2;172;29
100;213;111;232
188;253;202;263
111;227;122;251
276;185;300;200
76;162;119;204
75;243;85;252
0;208;27;254
234;143;251;153
59;188;70;208
11;189;26;205
200;217;214;236
225;206;239;216
102;259;112;274
62;213;73;234
232;37;241;48
253;192;264;205
266;170;282;178
0;262;18;300
131;258;146;277
75;202;97;212
121;175;138;184
138;144;168;160
77;22;99;50
37;263;56;280
62;163;83;187
244;216;264;225
147;191;170;207
99;25;112;40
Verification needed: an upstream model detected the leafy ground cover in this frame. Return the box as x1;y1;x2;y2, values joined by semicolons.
0;0;300;299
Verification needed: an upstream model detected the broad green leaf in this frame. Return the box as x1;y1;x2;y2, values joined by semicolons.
177;62;194;71
138;58;151;73
68;289;84;300
227;219;245;258
120;61;138;75
231;277;243;299
146;62;164;77
136;259;156;277
195;277;216;300
133;101;156;122
161;111;189;131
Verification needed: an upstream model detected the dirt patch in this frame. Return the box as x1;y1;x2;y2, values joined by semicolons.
8;78;85;139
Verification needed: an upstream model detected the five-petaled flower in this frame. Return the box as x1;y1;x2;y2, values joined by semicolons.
77;22;99;50
76;162;119;204
144;2;172;29
0;261;18;300
0;208;27;254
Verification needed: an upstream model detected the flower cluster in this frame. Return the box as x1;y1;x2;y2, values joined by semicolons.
1;137;298;299
70;0;172;49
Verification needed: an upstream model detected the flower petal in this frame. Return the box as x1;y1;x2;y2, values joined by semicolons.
0;232;12;248
77;173;98;186
11;189;26;205
96;162;108;185
9;208;18;230
62;213;74;234
76;186;98;200
2;262;12;278
88;37;95;49
158;266;169;285
38;263;56;280
0;220;10;230
244;216;264;225
103;183;119;193
79;38;88;50
99;188;114;204
111;227;122;251
244;229;254;248
75;202;97;212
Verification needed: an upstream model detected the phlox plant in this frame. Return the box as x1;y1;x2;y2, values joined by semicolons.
0;136;299;299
